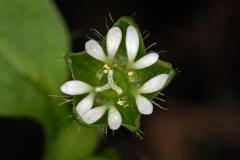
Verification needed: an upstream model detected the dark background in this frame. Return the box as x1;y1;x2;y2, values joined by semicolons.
1;0;239;159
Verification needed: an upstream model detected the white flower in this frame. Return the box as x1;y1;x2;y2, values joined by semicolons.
85;26;159;70
61;25;170;131
135;74;169;115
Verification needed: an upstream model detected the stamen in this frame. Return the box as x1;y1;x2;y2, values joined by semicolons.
127;69;134;76
117;98;125;106
103;64;110;73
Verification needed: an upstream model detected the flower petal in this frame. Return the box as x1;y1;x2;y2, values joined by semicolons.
60;80;92;95
140;74;169;93
108;106;122;130
82;106;106;124
76;93;95;116
136;95;153;115
126;26;139;62
85;39;106;62
107;27;122;58
133;53;159;69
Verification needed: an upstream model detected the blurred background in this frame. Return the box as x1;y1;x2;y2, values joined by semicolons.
1;0;239;159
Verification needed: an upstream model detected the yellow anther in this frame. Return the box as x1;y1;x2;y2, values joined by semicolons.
127;69;134;76
117;98;125;106
103;64;110;73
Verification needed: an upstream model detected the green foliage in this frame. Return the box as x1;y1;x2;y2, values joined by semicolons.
0;0;105;159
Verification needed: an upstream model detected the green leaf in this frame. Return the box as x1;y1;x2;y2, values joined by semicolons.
46;125;99;160
0;0;100;159
0;0;69;135
67;16;174;132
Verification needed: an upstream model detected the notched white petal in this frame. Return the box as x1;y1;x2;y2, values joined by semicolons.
108;106;122;130
126;26;139;62
76;93;95;116
85;40;106;62
82;106;106;124
107;27;122;58
60;80;92;95
133;53;159;69
136;95;153;115
140;74;169;93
